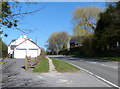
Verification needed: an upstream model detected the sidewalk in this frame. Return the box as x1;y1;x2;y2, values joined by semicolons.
36;70;110;87
43;57;110;87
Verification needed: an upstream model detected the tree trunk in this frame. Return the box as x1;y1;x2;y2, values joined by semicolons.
56;51;58;55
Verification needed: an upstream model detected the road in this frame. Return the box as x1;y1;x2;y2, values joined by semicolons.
49;55;119;88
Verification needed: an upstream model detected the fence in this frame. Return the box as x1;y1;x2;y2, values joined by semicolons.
25;56;39;70
25;49;46;70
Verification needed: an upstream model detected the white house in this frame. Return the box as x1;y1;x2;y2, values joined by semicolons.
8;35;41;59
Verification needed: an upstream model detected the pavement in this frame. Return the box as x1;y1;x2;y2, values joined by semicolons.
46;57;57;73
0;58;116;88
47;55;119;88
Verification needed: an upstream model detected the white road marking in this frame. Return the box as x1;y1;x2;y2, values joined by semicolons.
86;61;118;69
88;62;97;64
95;75;119;88
109;66;117;69
101;64;107;66
113;67;117;69
59;79;72;84
66;62;119;88
115;62;118;63
38;76;43;79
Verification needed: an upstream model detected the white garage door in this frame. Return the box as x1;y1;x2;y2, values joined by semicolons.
27;49;38;57
14;49;27;59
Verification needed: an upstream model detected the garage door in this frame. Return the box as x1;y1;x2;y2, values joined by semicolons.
27;49;38;57
14;49;27;59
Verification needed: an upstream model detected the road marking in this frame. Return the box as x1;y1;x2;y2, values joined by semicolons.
111;66;117;69
101;64;107;66
59;79;72;84
87;61;118;69
38;76;43;79
66;62;120;88
88;62;97;64
95;75;119;88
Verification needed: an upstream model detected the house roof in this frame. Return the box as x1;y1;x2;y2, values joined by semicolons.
8;39;17;46
13;39;41;50
70;36;84;43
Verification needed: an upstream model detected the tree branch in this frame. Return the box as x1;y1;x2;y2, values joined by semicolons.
11;5;47;16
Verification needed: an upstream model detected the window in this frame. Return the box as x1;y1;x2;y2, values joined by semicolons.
10;45;17;49
29;49;38;50
16;48;26;50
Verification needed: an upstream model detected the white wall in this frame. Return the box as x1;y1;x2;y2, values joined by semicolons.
14;40;41;59
8;37;26;54
14;49;27;59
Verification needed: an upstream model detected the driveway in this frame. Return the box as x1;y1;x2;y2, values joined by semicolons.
1;58;112;87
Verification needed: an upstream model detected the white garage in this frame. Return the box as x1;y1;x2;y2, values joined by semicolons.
14;49;27;59
8;35;41;59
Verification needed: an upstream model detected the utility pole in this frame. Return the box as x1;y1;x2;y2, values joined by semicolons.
36;36;37;45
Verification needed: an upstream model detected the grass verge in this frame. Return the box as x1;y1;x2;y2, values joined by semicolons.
95;57;120;61
66;55;120;62
50;57;80;72
33;57;49;72
0;61;6;63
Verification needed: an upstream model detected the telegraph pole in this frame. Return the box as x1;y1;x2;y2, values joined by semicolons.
36;36;37;45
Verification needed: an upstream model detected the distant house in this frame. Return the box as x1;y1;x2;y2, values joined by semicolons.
70;36;84;48
8;35;41;59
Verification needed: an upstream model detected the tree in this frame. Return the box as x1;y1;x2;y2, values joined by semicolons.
94;2;120;56
73;6;101;32
0;39;7;58
46;32;70;55
0;1;46;34
72;20;93;49
73;24;90;37
1;2;17;29
0;1;46;58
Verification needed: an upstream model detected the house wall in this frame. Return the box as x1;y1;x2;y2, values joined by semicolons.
14;49;26;59
8;37;26;54
14;40;41;59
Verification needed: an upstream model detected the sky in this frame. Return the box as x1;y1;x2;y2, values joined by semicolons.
2;2;107;50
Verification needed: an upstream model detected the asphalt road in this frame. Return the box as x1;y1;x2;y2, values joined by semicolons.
49;55;119;87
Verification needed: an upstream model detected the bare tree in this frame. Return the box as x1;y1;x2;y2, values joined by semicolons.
73;6;101;32
47;32;70;55
1;1;46;34
73;24;90;37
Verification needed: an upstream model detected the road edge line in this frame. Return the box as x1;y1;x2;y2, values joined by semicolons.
66;62;119;88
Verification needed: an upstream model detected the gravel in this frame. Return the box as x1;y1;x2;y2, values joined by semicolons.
1;59;46;88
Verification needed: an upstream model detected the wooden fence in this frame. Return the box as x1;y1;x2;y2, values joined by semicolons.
25;56;39;70
25;49;46;70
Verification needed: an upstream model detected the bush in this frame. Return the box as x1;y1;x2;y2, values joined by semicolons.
0;39;8;58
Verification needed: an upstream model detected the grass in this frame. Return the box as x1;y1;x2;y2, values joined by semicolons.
0;61;6;63
66;55;120;61
95;57;120;61
50;57;80;72
33;57;49;72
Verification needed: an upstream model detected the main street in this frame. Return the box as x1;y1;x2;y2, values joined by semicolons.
49;55;119;88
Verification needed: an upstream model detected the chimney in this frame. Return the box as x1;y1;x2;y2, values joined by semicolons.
20;35;23;38
23;35;27;39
